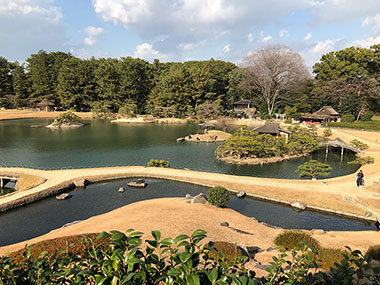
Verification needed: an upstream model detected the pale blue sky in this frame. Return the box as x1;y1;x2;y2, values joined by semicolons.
1;0;379;67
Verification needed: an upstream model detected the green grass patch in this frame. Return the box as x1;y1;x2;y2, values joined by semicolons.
327;121;380;131
367;245;380;261
274;231;320;250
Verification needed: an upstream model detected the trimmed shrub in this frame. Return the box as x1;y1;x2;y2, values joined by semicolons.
341;113;355;122
323;128;332;137
274;230;320;250
361;111;374;121
147;159;170;168
350;139;369;151
348;156;374;166
208;186;230;207
296;160;332;179
367;245;380;261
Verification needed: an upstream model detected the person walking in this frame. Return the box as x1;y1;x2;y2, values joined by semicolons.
356;170;364;187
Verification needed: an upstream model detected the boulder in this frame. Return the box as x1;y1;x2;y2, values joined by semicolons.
290;200;307;211
237;243;250;260
247;246;263;259
191;193;208;204
220;221;229;227
118;187;125;193
376;214;380;224
73;179;88;188
185;194;193;199
365;211;373;218
236;191;246;198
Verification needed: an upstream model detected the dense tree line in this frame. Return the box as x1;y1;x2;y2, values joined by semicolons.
0;45;379;119
0;51;236;117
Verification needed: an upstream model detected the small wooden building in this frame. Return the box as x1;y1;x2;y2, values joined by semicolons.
233;99;255;118
301;106;340;123
234;99;251;110
253;123;291;140
37;99;54;112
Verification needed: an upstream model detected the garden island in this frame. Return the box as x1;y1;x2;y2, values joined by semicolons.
0;44;380;282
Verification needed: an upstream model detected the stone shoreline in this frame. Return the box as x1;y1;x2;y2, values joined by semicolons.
216;153;307;165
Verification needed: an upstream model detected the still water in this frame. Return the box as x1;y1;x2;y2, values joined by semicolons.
0;179;376;246
0;119;359;178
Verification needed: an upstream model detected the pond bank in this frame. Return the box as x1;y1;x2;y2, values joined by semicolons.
217;153;307;165
0;165;379;222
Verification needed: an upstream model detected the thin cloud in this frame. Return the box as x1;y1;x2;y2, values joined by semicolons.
84;26;105;46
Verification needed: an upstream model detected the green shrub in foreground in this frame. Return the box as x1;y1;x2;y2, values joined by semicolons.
147;159;170;168
367;244;380;261
208;186;230;207
1;230;380;284
274;230;320;250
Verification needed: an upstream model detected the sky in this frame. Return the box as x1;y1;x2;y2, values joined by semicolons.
0;0;380;68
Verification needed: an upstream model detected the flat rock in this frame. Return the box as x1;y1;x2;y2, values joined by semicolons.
118;187;125;193
236;191;246;198
56;193;72;200
290;200;307;211
220;221;229;227
311;229;325;234
191;193;208;204
73;179;88;188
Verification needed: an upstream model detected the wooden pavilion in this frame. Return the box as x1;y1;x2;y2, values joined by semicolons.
301;106;340;123
37;99;54;112
253;123;291;140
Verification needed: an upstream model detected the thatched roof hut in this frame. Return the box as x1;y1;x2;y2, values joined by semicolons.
301;106;340;122
37;99;54;112
253;123;290;135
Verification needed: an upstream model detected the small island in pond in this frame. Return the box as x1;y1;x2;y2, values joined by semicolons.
215;123;319;165
47;111;84;128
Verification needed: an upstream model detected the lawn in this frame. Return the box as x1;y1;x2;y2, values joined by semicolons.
327;120;380;131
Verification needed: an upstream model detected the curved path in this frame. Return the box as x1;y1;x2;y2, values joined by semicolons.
1;160;380;222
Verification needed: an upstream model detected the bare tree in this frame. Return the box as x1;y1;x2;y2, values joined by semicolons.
239;45;310;115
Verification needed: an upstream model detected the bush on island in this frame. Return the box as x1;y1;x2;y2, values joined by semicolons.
52;111;83;126
341;113;355;123
208;186;230;207
296;160;332;179
147;159;170;168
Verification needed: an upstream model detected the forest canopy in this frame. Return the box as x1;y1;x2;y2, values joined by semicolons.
0;44;379;119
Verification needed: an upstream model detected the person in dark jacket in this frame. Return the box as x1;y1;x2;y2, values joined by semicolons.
356;170;364;187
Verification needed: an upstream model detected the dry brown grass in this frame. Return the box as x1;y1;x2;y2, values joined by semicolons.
355;197;380;212
16;174;46;191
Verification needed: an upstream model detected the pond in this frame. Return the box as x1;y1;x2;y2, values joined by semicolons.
0;119;359;179
0;179;376;247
